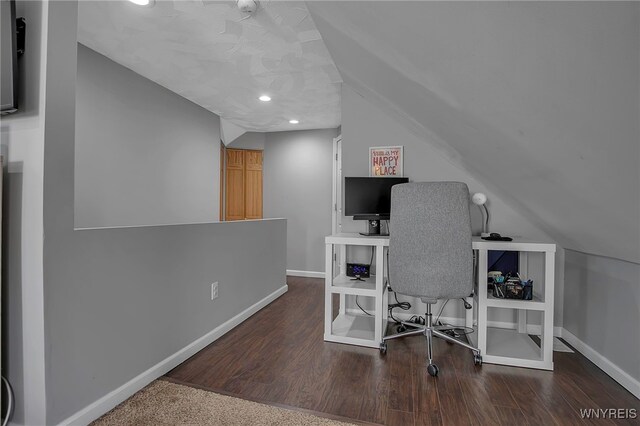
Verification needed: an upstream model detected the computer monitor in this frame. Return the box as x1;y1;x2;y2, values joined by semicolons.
344;176;409;235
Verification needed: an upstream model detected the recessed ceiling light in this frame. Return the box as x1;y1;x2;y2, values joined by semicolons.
289;119;299;124
128;0;153;6
258;95;272;102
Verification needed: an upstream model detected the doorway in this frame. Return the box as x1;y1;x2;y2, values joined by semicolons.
332;135;342;272
224;148;263;221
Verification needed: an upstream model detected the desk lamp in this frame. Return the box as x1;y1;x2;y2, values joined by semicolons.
472;192;490;238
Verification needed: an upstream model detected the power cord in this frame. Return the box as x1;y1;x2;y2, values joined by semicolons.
353;248;377;316
385;248;412;324
409;315;425;325
388;288;411;324
355;295;373;316
434;299;450;325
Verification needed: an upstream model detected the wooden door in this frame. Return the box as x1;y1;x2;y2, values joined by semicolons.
220;142;225;220
244;150;263;220
225;149;245;221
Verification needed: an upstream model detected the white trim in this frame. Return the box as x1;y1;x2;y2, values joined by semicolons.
287;269;325;279
331;135;341;235
376;313;639;400
57;285;289;426
75;217;287;231
561;328;640;400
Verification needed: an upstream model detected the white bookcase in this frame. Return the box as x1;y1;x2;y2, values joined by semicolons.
470;238;556;370
324;233;389;348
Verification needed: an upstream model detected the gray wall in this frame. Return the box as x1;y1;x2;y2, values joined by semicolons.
45;221;286;424
263;129;336;272
340;84;565;325
563;251;640;384
309;1;640;264
228;132;265;150
24;3;286;424
75;44;220;229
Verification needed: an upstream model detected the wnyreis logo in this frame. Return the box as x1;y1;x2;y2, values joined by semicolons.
580;408;637;419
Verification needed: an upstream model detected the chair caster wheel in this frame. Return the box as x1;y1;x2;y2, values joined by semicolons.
473;353;482;366
379;342;387;355
427;364;439;377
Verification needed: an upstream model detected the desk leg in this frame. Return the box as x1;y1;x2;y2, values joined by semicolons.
374;244;385;344
518;310;527;334
324;243;333;339
542;251;555;368
518;252;528;334
477;249;488;355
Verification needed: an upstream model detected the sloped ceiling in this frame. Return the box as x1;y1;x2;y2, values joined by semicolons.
308;1;640;263
78;0;341;131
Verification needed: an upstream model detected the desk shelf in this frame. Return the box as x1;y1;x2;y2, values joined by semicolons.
330;274;378;296
468;327;551;370
485;327;541;359
324;313;378;348
325;234;389;348
484;294;546;311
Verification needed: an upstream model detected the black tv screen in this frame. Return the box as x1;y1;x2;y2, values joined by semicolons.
1;0;18;114
344;177;409;219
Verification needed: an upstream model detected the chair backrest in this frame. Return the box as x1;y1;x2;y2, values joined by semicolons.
388;182;473;304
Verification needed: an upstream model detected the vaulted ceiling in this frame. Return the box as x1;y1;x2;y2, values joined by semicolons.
78;1;639;262
78;0;341;132
307;1;639;262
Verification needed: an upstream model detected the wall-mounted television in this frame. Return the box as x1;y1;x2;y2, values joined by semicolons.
1;0;19;114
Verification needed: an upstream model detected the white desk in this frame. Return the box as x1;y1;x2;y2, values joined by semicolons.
324;233;556;370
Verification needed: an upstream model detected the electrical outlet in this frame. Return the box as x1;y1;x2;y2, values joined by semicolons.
211;282;219;300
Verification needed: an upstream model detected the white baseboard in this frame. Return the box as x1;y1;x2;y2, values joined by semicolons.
560;328;640;400
58;284;289;426
287;269;325;279
378;312;639;399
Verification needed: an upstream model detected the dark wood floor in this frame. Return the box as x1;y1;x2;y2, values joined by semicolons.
167;277;639;425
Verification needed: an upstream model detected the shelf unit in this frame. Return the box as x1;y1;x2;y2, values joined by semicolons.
324;233;389;348
469;237;556;370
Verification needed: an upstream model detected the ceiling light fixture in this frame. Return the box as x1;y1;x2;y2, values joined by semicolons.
289;119;299;124
258;95;271;102
128;0;153;6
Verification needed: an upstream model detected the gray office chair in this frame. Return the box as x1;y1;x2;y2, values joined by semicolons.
380;182;481;377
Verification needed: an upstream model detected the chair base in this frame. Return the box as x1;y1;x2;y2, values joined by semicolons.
380;305;481;376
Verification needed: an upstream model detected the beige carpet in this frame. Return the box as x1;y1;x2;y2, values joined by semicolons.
92;380;356;426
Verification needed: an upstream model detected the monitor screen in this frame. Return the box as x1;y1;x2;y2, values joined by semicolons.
344;177;409;219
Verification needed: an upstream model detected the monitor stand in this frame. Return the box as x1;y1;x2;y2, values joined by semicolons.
359;220;382;236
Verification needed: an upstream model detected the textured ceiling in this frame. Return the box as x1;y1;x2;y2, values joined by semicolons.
78;0;342;132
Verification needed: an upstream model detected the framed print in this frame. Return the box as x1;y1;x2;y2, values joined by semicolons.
369;146;403;177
